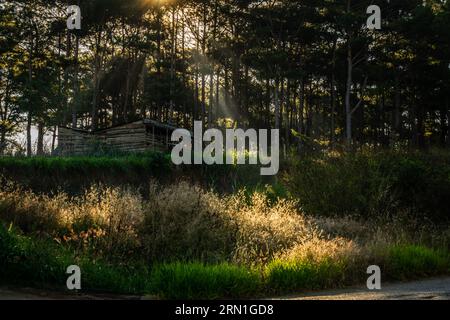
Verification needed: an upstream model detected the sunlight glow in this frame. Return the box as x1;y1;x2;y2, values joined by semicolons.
143;0;174;6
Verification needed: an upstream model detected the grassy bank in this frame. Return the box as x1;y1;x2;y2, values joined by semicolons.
1;223;449;298
0;152;268;195
1;175;449;299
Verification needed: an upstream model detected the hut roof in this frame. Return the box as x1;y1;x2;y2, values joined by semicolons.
59;119;179;134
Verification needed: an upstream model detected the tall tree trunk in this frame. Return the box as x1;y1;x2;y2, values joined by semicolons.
91;27;103;130
27;33;33;157
345;40;353;146
447;102;450;148
393;76;401;142
265;78;271;128
298;79;305;137
416;104;426;149
200;3;208;128
72;34;79;128
0;131;6;156
169;6;177;123
27;113;32;157
208;0;219;128
345;0;353;146
440;104;447;147
274;77;281;129
330;39;337;148
36;122;44;156
51;126;57;153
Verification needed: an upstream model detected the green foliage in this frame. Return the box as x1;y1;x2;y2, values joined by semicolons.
265;259;349;294
384;153;450;221
284;150;450;221
384;245;450;280
0;153;271;195
80;260;151;295
1;169;450;298
0;224;71;286
149;263;261;299
0;223;151;294
1;223;450;298
0;152;171;194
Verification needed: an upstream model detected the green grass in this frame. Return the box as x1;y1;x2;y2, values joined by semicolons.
264;259;349;294
0;224;72;286
149;262;262;299
0;153;172;194
2;222;449;298
150;247;450;298
385;245;450;280
0;224;151;294
0;152;171;176
0;153;270;195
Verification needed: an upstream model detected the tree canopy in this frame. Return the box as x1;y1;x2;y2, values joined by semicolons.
1;0;450;155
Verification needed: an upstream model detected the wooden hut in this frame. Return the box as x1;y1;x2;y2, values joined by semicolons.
56;120;180;156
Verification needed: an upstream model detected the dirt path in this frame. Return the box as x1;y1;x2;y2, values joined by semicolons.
275;277;450;300
2;277;450;300
0;286;140;300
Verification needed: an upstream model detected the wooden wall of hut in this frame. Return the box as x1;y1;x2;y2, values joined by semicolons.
57;120;172;156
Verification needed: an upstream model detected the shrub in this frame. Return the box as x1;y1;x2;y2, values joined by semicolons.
228;191;320;265
283;154;393;218
265;237;362;293
140;182;237;263
71;186;144;260
140;183;322;265
0;224;73;287
0;223;151;294
0;182;71;234
283;150;450;222
0;183;144;261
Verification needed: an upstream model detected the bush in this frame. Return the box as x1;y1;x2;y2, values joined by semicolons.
0;224;151;294
0;154;268;195
228;191;320;265
283;150;450;221
0;183;144;261
1;177;449;299
140;182;237;263
0;224;73;287
0;182;70;234
140;183;323;265
265;238;362;293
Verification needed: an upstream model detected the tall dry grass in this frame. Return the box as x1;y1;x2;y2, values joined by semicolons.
227;191;321;265
140;182;235;263
0;182;144;259
2;180;445;268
